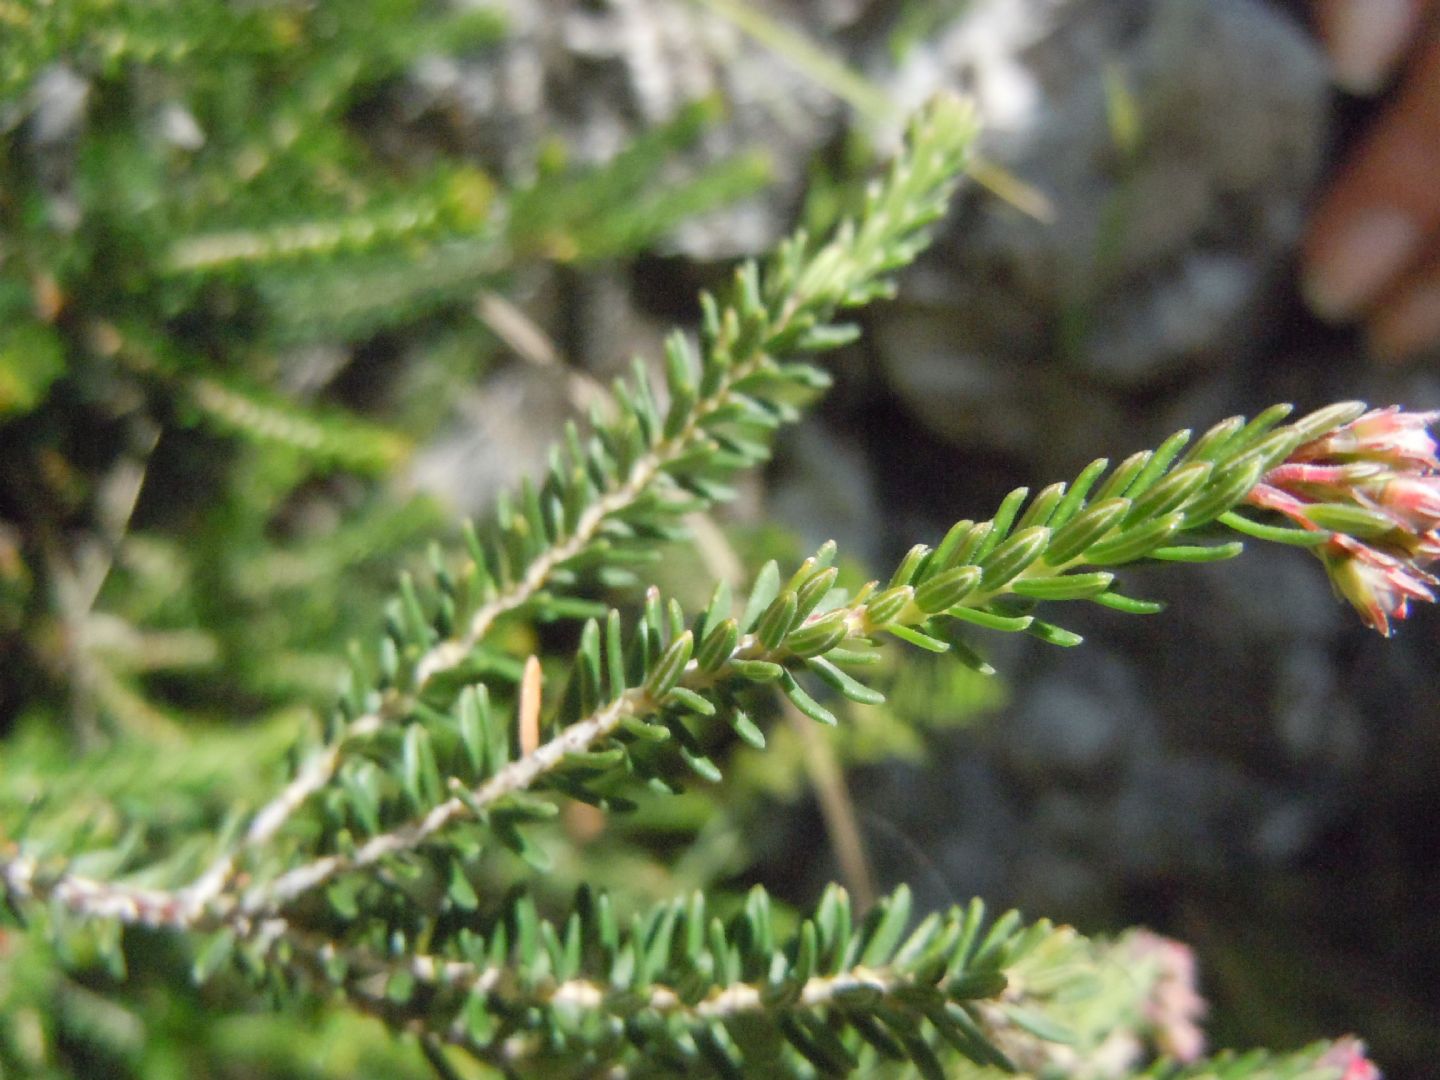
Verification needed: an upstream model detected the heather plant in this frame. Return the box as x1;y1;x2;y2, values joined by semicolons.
2;8;1435;1080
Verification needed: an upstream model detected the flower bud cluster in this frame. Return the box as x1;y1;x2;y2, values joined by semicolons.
1246;407;1440;635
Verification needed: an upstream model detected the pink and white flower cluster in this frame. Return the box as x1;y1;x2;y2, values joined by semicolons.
1126;930;1207;1064
1246;407;1440;635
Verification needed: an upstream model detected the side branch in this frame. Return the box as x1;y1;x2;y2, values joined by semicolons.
243;601;869;913
3;852;208;931
243;689;644;913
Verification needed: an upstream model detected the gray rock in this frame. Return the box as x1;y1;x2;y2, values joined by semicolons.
1010;843;1112;919
1272;643;1367;771
855;751;1022;910
28;64;89;146
1196;544;1342;643
402;0;843;260
769;422;885;568
22;64;91;232
1003;649;1146;785
405;363;573;518
875;0;1330;451
1249;797;1325;864
1110;754;1272;875
152;101;205;151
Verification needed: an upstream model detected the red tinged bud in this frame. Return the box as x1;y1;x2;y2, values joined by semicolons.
1294;406;1440;469
1323;535;1436;637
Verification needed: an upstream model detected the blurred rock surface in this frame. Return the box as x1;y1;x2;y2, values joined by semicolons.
874;0;1329;460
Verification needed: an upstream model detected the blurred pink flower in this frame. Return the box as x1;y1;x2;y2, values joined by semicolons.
1126;930;1207;1064
1316;1036;1381;1080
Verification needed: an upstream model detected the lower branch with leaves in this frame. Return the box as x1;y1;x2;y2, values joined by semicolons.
5;96;1427;1079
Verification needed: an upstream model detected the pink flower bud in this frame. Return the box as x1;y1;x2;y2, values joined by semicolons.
1298;406;1440;469
1266;463;1387;491
1323;535;1436;637
1245;482;1320;529
1364;474;1440;533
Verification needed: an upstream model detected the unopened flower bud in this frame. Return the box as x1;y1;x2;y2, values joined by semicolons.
1297;406;1440;469
1365;474;1440;534
1322;535;1436;637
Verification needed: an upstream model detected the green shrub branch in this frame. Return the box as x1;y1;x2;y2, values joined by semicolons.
185;93;980;910
0;68;1400;1076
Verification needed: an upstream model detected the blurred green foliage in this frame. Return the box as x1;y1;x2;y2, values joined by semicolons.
0;2;781;1074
